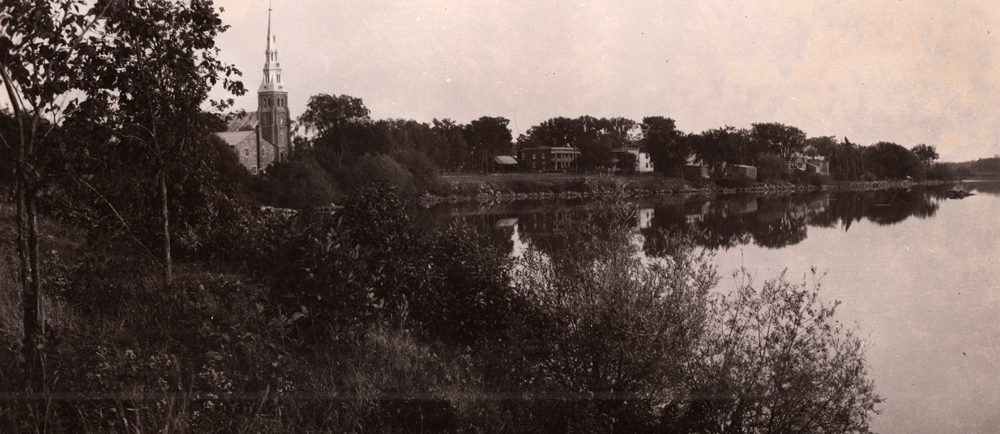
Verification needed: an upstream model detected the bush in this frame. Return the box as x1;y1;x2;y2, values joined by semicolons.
258;156;342;208
756;153;788;181
500;214;718;431
668;270;882;432
389;148;442;194
269;185;523;347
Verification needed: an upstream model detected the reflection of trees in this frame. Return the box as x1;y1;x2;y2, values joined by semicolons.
866;190;937;225
749;214;808;248
971;181;1000;196
430;186;949;257
691;213;752;250
516;208;637;264
820;189;939;228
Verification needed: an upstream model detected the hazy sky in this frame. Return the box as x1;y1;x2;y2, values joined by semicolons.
216;1;998;161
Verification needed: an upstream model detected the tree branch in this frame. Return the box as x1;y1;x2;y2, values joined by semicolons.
74;176;166;272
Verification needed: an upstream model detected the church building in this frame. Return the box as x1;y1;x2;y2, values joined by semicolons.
217;5;291;174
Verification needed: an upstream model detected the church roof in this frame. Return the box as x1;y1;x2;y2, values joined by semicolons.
215;131;275;150
227;111;259;132
216;131;256;148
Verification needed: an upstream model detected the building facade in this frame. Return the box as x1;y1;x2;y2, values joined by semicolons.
618;148;654;173
788;154;830;176
221;5;291;173
216;131;276;174
257;6;290;163
518;146;580;172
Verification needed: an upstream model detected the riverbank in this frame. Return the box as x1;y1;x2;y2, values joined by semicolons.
420;173;950;205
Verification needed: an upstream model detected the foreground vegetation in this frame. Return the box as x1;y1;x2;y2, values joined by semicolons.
1;187;880;432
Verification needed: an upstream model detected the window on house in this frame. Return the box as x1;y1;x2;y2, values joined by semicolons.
251;166;258;174
243;148;250;157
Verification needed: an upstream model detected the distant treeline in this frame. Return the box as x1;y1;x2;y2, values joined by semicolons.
944;156;1000;177
249;94;967;207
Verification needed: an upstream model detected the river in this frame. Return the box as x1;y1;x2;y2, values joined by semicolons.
418;181;1000;434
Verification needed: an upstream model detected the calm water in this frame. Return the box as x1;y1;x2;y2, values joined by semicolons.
420;181;1000;434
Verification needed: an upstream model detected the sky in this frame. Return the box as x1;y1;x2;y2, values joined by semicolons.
204;1;1000;161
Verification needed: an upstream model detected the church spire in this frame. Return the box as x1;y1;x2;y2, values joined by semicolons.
260;0;282;91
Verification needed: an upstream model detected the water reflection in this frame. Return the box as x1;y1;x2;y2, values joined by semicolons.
420;184;953;257
417;181;1000;434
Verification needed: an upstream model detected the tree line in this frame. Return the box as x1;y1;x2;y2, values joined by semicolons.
265;94;964;208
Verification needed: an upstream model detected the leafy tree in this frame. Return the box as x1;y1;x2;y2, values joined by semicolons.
615;150;638;173
804;135;838;157
463;116;513;172
751;122;806;159
829;138;866;181
864;141;923;180
76;0;245;287
911;144;939;166
298;93;371;159
518;116;632;171
518;116;580;148
640;116;686;175
691;126;754;166
299;93;371;138
605;116;638;140
756;152;788;181
431;118;470;172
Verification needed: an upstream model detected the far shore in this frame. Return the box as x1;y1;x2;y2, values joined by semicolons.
421;172;959;205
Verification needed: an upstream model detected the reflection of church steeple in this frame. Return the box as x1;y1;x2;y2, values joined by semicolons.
257;1;290;163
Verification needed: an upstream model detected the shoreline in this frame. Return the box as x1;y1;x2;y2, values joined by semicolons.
419;175;954;206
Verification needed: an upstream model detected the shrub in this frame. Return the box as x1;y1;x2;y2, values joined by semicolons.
351;154;417;195
269;185;523;348
502;215;718;431
756;153;788;181
667;270;882;432
390;148;442;194
258;156;342;208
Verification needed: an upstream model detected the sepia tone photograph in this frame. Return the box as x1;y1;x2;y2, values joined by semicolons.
1;0;999;432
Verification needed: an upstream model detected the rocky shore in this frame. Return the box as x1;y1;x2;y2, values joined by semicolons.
418;178;949;206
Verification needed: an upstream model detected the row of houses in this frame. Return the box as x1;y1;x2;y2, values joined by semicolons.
512;146;655;173
507;145;829;181
684;154;830;181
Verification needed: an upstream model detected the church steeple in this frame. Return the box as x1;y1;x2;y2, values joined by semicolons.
260;2;283;91
257;0;290;165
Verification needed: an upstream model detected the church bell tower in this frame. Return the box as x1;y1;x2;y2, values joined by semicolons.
258;3;290;161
